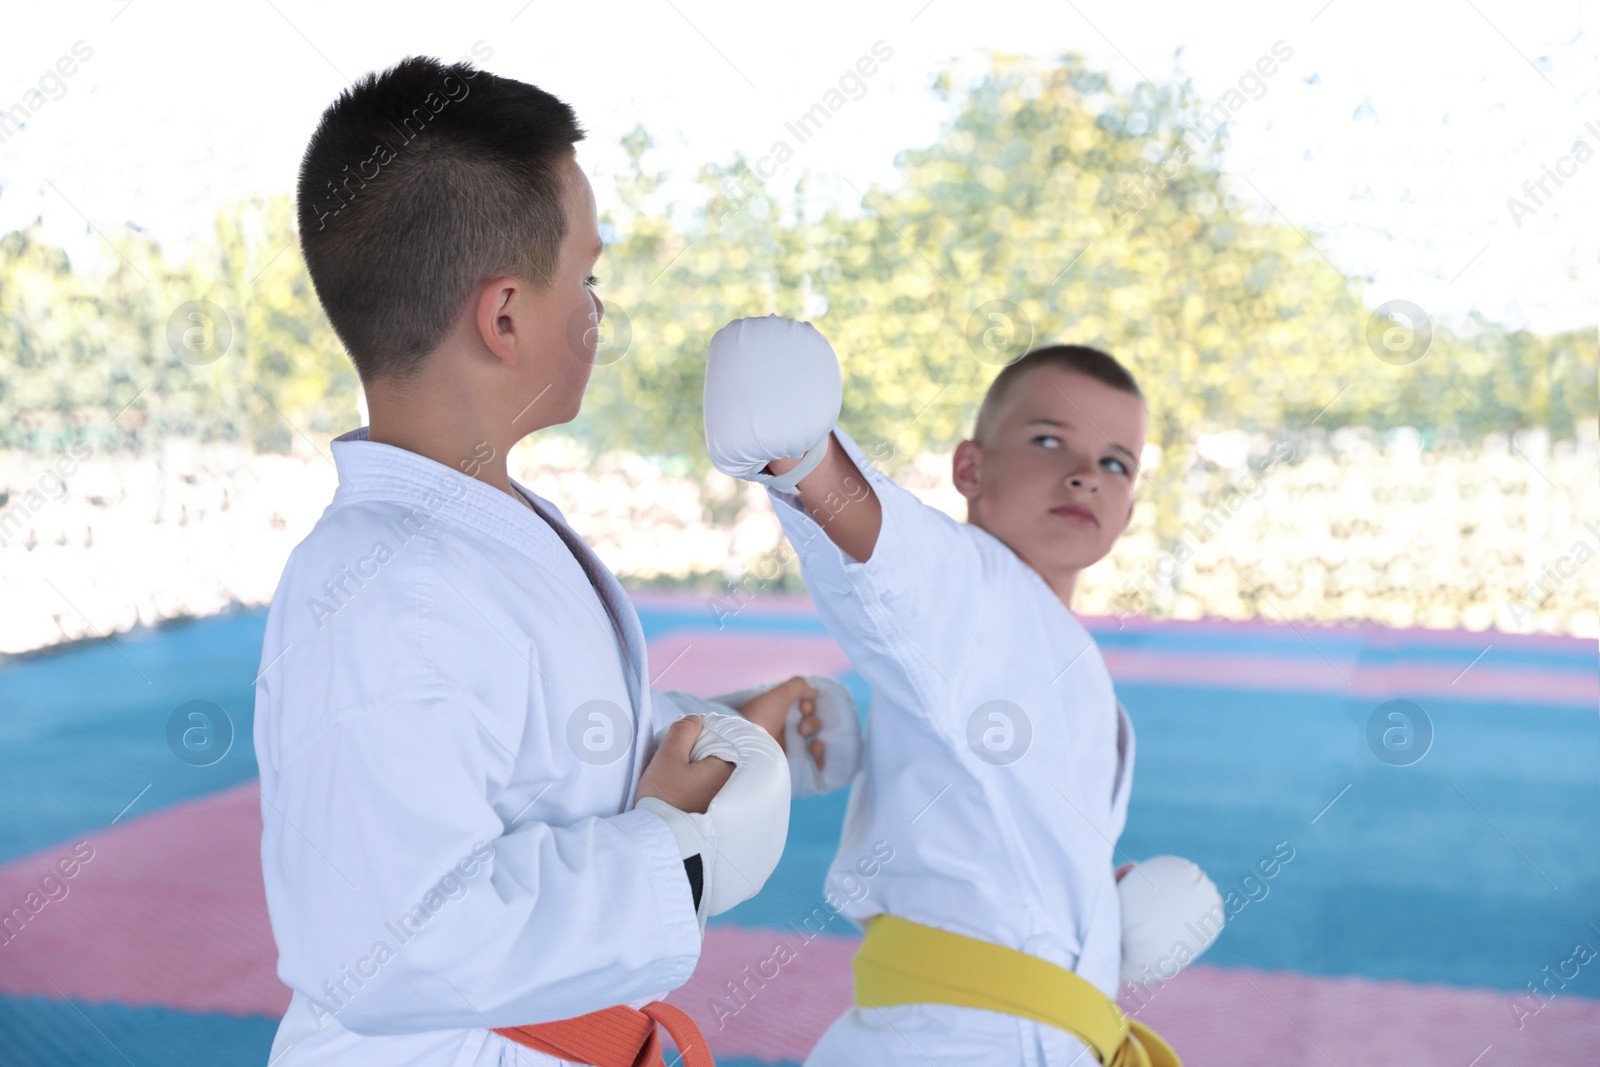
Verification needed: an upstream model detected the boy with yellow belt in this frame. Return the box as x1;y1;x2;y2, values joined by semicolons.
703;317;1223;1065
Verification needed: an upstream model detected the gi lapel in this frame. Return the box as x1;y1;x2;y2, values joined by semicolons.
516;487;648;726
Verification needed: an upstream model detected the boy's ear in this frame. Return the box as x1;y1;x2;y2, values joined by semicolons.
475;276;522;368
952;439;983;502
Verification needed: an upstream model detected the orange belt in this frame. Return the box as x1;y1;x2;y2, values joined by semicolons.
494;1001;714;1067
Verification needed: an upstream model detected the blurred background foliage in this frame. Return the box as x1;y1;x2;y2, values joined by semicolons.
2;52;1593;474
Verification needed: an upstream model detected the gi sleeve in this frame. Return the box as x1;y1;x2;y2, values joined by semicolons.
765;426;987;723
260;682;703;1036
649;687;738;739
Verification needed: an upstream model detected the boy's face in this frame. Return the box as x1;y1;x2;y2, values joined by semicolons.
513;154;605;426
953;368;1146;580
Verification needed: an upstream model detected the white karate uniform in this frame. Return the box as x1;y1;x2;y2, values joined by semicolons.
771;429;1136;1067
254;428;704;1066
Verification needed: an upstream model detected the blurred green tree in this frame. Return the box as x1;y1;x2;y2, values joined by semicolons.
0;50;1591;501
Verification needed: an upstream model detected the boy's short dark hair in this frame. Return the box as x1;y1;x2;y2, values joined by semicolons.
973;345;1144;443
296;56;585;382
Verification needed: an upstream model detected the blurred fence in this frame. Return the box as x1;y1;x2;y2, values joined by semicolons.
0;425;1593;658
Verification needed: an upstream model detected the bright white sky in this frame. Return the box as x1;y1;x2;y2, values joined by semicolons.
1;0;1595;334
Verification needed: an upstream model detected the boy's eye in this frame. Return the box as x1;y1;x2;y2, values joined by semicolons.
584;275;600;288
1103;456;1131;476
1032;434;1061;449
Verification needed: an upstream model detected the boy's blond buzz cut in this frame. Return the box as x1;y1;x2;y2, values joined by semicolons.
972;345;1145;444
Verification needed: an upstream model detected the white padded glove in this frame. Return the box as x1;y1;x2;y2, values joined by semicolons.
704;314;843;493
1118;855;1225;987
636;712;791;932
704;675;862;797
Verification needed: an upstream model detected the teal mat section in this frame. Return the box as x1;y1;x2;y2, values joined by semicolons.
0;996;279;1067
1114;680;1600;995
0;612;267;864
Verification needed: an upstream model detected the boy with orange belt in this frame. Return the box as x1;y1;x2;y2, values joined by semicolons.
256;62;859;1066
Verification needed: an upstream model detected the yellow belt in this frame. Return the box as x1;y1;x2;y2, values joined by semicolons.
853;914;1179;1067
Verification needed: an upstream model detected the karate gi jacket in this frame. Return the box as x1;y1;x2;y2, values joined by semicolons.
770;428;1137;1067
254;429;703;1066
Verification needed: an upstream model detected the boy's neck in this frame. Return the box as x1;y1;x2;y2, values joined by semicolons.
364;383;519;503
1043;570;1078;610
1033;562;1079;612
968;513;1079;611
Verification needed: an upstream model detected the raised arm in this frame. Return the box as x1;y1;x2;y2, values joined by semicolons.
704;315;881;562
705;315;988;719
766;432;882;563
